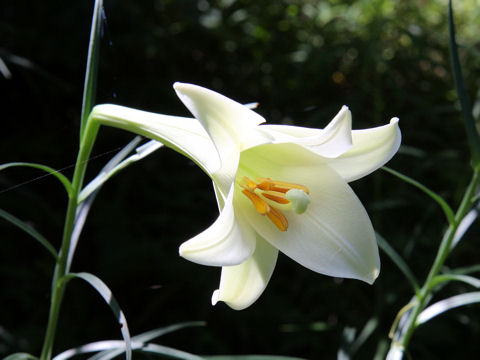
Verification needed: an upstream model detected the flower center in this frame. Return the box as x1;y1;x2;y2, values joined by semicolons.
239;176;310;232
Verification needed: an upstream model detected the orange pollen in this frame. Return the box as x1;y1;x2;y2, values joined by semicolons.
239;176;310;232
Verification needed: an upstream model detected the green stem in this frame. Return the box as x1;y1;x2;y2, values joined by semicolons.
39;119;99;360
392;168;480;355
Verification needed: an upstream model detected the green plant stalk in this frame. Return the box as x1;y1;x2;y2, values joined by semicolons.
39;118;99;360
392;168;480;355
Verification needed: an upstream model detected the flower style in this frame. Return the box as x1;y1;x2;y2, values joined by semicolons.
91;83;401;310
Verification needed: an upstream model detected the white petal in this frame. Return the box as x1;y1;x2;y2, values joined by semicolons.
179;185;256;266
237;143;380;283
260;106;353;158
211;238;278;310
326;117;401;182
91;104;220;175
173;82;273;153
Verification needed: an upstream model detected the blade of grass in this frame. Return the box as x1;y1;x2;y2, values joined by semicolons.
376;232;420;294
0;162;72;195
448;0;480;167
382;166;455;225
80;0;104;141
0;208;58;260
416;291;480;325
62;272;131;360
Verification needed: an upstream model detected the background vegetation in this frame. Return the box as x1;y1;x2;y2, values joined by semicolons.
1;0;480;358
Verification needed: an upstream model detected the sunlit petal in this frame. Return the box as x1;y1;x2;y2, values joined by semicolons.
211;238;278;310
326;117;401;182
91;104;220;175
179;185;256;266
260;106;353;158
173;83;273;153
238;143;380;283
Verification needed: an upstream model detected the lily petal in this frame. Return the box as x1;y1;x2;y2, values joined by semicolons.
179;185;256;266
211;238;278;310
173;83;271;151
326;117;401;182
260;105;353;158
238;143;380;283
91;104;220;175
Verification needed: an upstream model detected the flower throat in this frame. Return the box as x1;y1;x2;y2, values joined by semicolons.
240;176;311;232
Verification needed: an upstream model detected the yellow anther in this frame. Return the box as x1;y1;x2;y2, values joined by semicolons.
255;177;310;194
267;206;289;232
240;176;310;232
241;189;270;214
261;190;290;204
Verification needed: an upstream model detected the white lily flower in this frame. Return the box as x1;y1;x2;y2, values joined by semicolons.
91;83;401;310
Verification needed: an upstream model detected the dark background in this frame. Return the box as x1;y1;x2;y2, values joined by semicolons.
1;0;480;359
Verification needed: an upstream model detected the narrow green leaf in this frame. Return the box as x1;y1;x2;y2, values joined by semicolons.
0;162;72;195
0;208;58;260
127;344;203;360
382;166;455;225
452;264;480;275
448;0;480;166
3;353;39;360
63;272;132;360
416;291;480;325
430;274;480;290
375;232;420;294
350;318;379;355
87;322;205;360
80;0;104;141
79;138;163;203
451;203;479;249
204;356;306;360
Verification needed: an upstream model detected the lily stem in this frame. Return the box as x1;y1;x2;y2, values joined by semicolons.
39;118;99;360
392;167;480;356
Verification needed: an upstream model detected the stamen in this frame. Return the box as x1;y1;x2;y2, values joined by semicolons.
241;189;270;214
261;190;290;204
240;176;310;232
267;206;288;231
256;177;310;194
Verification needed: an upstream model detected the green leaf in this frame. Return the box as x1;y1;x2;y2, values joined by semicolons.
79;138;163;202
448;0;480;167
382;166;455;225
416;291;480;325
0;162;72;196
63;272;132;360
3;353;39;360
430;274;480;290
451;203;479;249
204;357;306;360
80;0;103;141
375;232;420;294
0;208;58;260
86;322;205;360
452;264;480;275
350;318;379;355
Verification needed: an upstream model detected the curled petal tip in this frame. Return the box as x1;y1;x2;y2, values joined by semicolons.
211;289;220;306
390;117;400;124
364;267;380;285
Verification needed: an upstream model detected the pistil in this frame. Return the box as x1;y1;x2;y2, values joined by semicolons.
239;176;310;231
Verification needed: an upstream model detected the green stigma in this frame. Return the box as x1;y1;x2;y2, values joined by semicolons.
285;189;311;214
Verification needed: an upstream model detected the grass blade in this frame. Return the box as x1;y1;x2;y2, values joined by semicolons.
448;0;480;166
0;162;72;195
0;208;58;260
417;291;480;325
382;166;455;225
376;232;420;294
63;272;132;360
80;0;104;141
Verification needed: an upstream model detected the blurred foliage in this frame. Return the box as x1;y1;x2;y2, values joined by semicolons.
1;0;480;359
